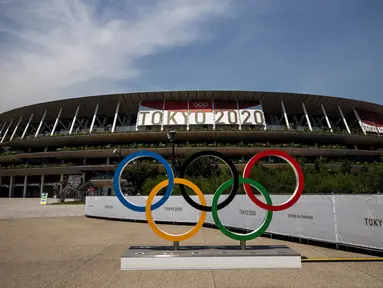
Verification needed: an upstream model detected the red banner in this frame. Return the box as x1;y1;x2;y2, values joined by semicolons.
357;110;383;133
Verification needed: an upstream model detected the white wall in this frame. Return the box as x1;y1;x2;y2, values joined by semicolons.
85;194;383;251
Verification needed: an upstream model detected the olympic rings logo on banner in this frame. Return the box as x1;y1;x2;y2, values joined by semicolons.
192;102;209;109
113;150;304;242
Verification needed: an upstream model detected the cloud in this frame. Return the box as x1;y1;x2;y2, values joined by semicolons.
0;0;234;113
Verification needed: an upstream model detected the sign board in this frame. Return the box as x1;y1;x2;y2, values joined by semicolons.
357;110;383;134
85;195;383;250
238;101;265;126
40;193;48;205
334;195;383;250
162;101;189;126
266;195;337;243
188;101;214;125
136;100;265;127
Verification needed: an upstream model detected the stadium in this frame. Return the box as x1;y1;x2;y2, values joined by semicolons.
0;90;382;200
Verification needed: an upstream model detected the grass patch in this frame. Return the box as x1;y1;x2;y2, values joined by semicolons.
49;201;85;205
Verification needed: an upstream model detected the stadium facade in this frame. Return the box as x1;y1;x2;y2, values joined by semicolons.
0;90;382;198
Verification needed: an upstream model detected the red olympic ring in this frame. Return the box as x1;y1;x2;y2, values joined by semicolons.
242;150;304;212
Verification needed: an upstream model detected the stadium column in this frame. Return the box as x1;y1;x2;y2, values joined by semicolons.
23;175;28;198
40;175;45;197
280;101;290;130
111;102;120;133
8;176;14;197
21;114;34;140
9;116;23;141
301;102;312;132
371;117;381;136
51;108;63;136
160;100;165;132
135;101;141;132
212;99;216;130
260;100;267;130
1;119;14;143
35;111;47;138
0;122;6;137
89;104;99;134
186;99;190;131
353;108;367;135
236;99;242;130
321;105;333;133
338;107;351;134
69;106;80;135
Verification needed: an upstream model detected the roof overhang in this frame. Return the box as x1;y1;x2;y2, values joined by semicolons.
0;90;382;125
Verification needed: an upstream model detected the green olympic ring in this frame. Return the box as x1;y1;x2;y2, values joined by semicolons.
212;177;273;241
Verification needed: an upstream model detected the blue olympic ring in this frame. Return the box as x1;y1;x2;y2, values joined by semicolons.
113;150;174;212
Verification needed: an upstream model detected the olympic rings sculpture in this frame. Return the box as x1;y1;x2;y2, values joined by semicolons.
113;149;304;243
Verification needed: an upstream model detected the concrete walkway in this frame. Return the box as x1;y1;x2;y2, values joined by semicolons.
0;198;84;219
0;216;382;288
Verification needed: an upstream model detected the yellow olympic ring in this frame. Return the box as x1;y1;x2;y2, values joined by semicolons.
145;178;207;242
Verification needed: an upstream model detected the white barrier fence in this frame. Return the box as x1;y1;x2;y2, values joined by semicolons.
85;195;383;251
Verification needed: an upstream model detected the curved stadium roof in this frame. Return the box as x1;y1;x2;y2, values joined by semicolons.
0;90;382;124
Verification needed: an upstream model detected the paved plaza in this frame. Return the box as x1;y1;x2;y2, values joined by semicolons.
0;199;382;288
0;198;84;219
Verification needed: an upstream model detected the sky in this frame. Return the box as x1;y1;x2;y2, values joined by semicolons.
0;0;382;113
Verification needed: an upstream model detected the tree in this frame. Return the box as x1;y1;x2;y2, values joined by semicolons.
53;181;77;202
121;159;158;195
174;155;188;177
341;159;352;174
184;156;221;178
118;155;383;196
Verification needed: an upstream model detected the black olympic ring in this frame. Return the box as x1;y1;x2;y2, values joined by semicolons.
179;150;239;212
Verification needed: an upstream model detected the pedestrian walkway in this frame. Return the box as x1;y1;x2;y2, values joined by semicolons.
0;216;382;288
0;198;84;219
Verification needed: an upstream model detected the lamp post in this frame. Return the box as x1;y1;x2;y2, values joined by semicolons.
113;146;122;161
166;130;178;250
112;147;122;197
167;130;176;171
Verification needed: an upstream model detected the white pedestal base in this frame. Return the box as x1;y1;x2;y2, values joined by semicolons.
121;245;302;270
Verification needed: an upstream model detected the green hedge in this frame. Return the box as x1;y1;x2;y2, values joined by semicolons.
9;125;377;142
55;142;350;152
121;159;383;195
0;151;17;156
2;163;75;169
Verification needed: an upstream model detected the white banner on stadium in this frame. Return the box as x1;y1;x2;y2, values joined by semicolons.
136;100;265;127
357;109;383;134
136;101;164;127
213;101;240;125
238;101;265;126
188;101;215;125
162;101;188;126
85;194;383;250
